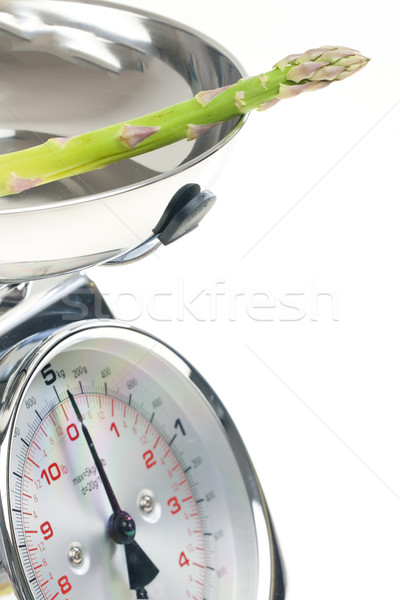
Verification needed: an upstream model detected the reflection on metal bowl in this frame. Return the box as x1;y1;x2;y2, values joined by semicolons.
0;0;246;282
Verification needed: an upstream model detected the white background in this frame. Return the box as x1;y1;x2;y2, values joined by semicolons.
92;1;400;598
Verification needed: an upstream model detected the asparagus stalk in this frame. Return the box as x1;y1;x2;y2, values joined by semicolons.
0;45;369;197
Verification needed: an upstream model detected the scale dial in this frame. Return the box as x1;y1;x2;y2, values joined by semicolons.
0;321;272;599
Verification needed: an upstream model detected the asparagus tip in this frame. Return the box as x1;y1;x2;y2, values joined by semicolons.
271;46;369;102
276;46;370;86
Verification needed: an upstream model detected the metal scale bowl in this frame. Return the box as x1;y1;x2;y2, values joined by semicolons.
0;3;285;600
0;0;246;282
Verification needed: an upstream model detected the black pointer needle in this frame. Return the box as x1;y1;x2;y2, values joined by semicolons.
67;390;159;594
68;389;120;514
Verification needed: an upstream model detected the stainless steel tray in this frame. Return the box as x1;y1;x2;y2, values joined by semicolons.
0;0;245;282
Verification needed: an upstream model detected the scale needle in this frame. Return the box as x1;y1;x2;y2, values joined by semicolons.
67;390;159;593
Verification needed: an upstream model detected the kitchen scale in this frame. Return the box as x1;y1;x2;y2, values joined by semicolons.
0;2;285;599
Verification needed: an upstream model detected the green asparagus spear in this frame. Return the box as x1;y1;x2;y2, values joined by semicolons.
0;45;369;197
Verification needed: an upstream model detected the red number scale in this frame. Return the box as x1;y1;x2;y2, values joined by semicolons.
19;394;206;600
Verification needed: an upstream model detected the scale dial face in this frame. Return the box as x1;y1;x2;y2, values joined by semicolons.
0;322;269;600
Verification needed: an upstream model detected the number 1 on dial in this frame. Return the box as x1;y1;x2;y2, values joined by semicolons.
110;422;120;437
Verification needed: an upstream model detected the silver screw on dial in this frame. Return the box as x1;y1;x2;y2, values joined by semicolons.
139;494;154;514
68;544;83;566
